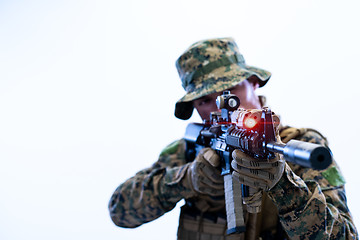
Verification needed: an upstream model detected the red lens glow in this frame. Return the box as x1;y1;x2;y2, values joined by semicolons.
244;118;257;129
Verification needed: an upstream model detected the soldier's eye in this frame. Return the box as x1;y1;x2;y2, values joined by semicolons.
198;98;211;106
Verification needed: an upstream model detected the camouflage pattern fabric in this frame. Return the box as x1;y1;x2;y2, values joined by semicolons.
174;38;271;120
267;128;357;239
108;139;189;227
108;127;358;239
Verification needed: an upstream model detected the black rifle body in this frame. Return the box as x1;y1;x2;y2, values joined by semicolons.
184;107;332;234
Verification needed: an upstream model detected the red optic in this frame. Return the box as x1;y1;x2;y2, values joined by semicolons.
244;118;257;129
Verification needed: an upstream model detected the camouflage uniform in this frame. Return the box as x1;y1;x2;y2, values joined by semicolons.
108;127;358;239
108;38;358;239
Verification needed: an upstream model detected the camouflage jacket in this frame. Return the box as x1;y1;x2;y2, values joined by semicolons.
108;127;358;239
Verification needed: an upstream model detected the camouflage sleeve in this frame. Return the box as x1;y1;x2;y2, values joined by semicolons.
108;139;193;228
268;128;358;239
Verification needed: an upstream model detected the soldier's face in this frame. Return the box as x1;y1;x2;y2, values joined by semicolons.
193;80;262;121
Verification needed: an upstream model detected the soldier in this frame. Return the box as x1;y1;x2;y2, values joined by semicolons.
108;38;358;239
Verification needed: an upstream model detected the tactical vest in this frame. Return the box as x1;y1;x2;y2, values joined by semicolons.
177;192;286;240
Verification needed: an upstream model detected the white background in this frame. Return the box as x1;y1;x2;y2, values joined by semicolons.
0;0;359;239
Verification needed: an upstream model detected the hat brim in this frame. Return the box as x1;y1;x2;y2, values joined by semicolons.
174;63;271;120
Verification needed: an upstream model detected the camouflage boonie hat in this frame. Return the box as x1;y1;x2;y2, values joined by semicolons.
175;37;271;120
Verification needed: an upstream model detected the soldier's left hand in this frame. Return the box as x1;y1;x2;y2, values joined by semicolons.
231;150;285;191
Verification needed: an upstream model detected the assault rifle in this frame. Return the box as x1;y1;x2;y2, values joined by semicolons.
184;91;332;235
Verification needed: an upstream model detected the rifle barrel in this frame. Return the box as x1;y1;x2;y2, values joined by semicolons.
266;140;332;170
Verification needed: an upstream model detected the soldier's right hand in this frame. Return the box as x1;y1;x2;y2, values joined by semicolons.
185;148;224;197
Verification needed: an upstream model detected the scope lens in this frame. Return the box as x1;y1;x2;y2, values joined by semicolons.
228;98;238;108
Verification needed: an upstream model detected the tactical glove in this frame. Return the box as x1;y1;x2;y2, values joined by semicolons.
230;149;285;213
185;147;224;197
231;149;285;191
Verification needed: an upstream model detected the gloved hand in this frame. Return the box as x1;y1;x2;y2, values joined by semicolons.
231;150;285;192
230;150;285;213
185;147;224;197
